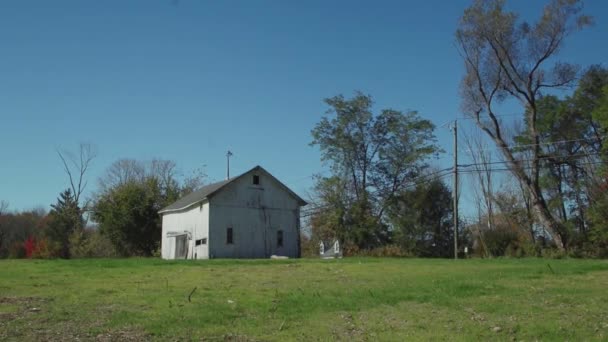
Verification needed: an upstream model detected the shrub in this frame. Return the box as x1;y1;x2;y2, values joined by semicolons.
8;241;25;258
351;244;412;257
299;234;320;258
31;239;57;259
24;236;36;258
69;229;118;258
540;248;567;259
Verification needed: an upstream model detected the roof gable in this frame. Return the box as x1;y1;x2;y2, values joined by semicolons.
158;165;307;214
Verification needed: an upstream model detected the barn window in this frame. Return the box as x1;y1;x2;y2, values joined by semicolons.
277;230;283;247
253;175;260;185
226;227;234;244
195;238;207;246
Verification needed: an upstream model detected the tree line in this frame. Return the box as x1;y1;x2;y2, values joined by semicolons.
0;152;205;258
1;0;607;259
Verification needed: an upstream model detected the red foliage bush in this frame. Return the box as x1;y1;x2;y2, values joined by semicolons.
23;236;52;258
23;236;36;258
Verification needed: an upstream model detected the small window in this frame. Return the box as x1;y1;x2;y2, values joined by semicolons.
277;230;283;247
226;227;233;244
195;238;207;246
253;175;260;185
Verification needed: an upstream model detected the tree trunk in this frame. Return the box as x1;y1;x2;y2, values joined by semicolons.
532;197;565;251
488;134;565;251
556;166;568;222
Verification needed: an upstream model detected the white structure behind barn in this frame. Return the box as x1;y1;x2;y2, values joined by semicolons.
159;166;307;259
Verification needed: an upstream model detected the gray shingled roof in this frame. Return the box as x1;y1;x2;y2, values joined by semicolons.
158;179;231;213
158;165;307;214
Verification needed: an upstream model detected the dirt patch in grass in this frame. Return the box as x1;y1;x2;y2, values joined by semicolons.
0;296;47;317
95;327;150;341
0;296;49;340
0;296;46;305
200;333;259;341
0;296;148;341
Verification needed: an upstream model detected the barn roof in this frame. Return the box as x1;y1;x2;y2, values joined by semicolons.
158;165;307;214
158;179;232;213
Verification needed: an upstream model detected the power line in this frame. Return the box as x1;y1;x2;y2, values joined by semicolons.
458;160;607;174
460;136;606;154
459;151;603;169
439;113;523;128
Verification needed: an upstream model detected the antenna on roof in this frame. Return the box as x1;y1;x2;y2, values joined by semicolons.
226;150;233;180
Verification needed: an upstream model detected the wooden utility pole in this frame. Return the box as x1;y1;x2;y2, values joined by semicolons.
452;121;459;260
226;150;233;180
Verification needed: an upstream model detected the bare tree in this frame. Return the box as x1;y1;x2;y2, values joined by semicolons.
150;159;178;191
97;159;145;193
455;0;592;250
463;129;496;232
181;166;207;195
97;158;206;196
57;143;97;207
0;201;7;215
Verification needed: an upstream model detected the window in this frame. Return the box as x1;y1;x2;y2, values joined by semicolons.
226;227;233;244
277;230;283;247
195;238;207;246
253;175;260;185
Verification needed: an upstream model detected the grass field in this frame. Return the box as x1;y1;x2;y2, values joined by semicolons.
1;258;607;341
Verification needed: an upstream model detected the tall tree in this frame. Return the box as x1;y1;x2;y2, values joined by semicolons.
455;0;592;250
310;92;439;248
588;79;608;256
57;143;97;206
47;189;83;258
387;178;461;257
510;66;608;247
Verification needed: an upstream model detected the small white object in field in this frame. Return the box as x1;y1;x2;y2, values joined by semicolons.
227;299;234;304
270;255;289;259
492;326;502;333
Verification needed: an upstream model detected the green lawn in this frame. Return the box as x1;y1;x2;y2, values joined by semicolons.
1;258;607;341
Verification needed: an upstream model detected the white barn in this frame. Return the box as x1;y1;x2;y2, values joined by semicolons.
159;166;307;259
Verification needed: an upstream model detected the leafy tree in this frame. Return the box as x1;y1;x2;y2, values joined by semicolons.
93;178;166;256
588;183;608;257
387;179;464;257
456;0;592;251
310;92;439;249
46;189;84;258
507;66;608;251
593;85;608;151
587;80;608;256
92;158;203;256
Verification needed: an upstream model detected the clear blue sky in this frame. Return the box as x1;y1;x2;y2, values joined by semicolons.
1;0;607;212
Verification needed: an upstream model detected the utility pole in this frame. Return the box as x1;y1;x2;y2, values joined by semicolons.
452;120;459;260
226;150;233;180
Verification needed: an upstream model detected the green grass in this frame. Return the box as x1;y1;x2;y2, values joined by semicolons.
1;258;608;341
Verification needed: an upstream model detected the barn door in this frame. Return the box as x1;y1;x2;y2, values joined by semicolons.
174;235;187;259
265;227;275;257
